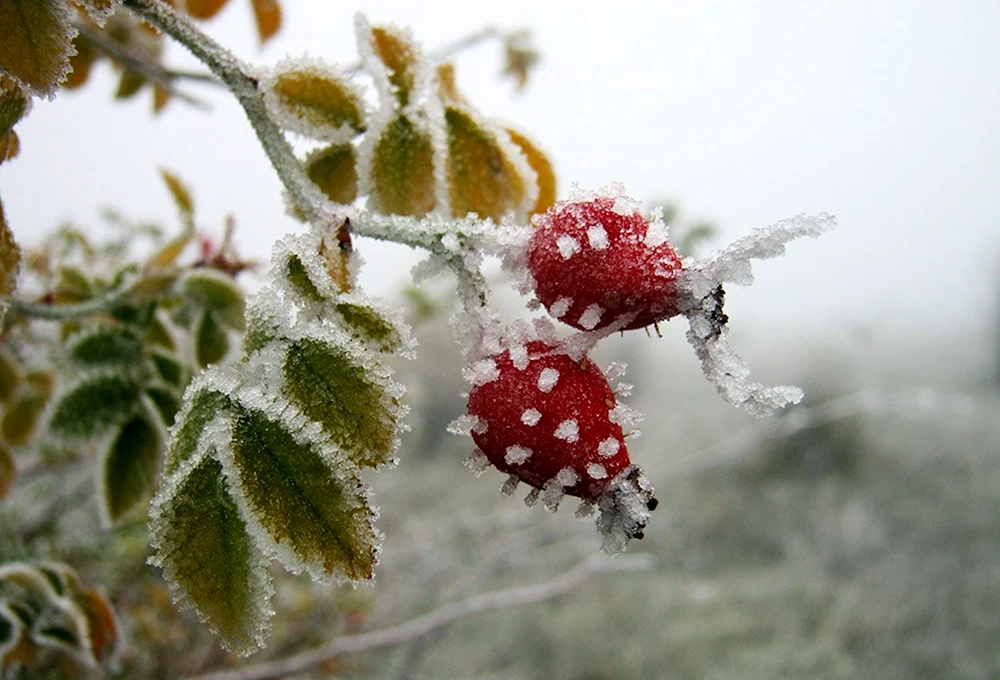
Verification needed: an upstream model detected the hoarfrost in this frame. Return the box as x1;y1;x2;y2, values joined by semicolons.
549;296;573;319
520;409;542;426
464;449;490;476
447;414;482;436
553;419;579;443
537;367;560;393
501;474;520;496
505;445;532;465
587;463;608;480
608;403;644;428
586;225;609;250
463;359;500;386
575;500;596;518
578;304;603;330
644;214;670;248
524;487;540;507
597;437;620;458
556;234;581;259
604;361;628;381
595;465;655;556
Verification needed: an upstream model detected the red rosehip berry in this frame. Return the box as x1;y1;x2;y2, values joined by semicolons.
528;190;684;332
462;340;656;553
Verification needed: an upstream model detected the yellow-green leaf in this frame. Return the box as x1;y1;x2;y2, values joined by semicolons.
185;0;231;20
265;65;364;141
305;143;358;205
0;0;75;97
180;269;245;330
159;168;195;228
282;338;398;467
445;107;528;221
150;453;272;655
0;197;20;324
2;392;45;445
332;301;403;354
114;68;145;99
369;116;436;217
283;254;324;304
250;0;281;44
229;406;378;580
0;347;20;405
101;414;162;522
368;24;418;107
504;126;556;216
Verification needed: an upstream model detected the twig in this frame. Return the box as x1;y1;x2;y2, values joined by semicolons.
73;19;211;109
123;0;326;226
10;286;133;321
185;554;654;680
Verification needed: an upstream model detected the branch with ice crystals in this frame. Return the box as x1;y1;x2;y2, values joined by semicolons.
680;213;835;417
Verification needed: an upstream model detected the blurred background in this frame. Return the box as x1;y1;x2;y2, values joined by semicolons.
4;1;1000;678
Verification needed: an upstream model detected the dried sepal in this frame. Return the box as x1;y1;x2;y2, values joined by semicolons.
0;0;77;97
250;0;282;44
305;143;358;205
226;405;379;580
262;60;365;142
149;451;274;656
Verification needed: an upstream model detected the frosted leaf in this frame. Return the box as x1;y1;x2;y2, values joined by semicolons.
587;463;608;480
260;58;365;142
537;367;559;393
520;408;541;426
688;213;835;288
586;225;609;250
597;437;620;458
556;234;581;259
505;445;532;465
549;296;573;319
578;304;603;331
553;419;579;443
464;449;490;476
501;474;520;496
463;359;500;386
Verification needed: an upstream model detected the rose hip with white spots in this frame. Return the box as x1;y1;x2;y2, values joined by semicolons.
463;340;657;554
528;190;685;332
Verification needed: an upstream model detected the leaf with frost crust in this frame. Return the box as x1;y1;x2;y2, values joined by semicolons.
0;0;76;97
263;63;365;142
228;406;378;580
150;453;272;655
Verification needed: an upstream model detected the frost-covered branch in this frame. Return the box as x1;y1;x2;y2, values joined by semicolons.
185;554;653;680
123;0;324;225
9;286;133;321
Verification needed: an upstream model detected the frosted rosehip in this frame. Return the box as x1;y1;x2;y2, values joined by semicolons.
528;192;684;332
463;340;656;553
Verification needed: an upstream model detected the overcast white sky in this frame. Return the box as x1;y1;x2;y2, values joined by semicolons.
4;1;999;346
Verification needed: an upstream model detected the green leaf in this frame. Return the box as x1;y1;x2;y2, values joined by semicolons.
283;338;398;467
101;414;162;523
145;385;180;425
164;388;231;476
47;374;137;439
229;407;378;580
2;392;46;445
0;439;14;502
67;325;145;368
151;351;184;387
179;269;245;330
284;254;325;304
0;0;75;97
196;311;230;368
332;301;404;354
150;454;270;655
369;116;436;217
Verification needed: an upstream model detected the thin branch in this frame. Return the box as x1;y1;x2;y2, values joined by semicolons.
10;286;133;321
73;20;211;108
123;0;326;225
186;554;654;680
